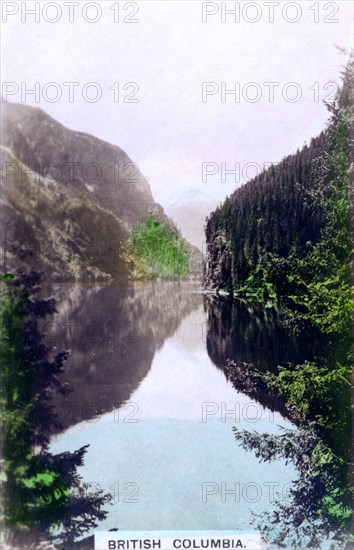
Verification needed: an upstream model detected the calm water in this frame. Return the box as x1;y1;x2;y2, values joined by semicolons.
49;281;299;537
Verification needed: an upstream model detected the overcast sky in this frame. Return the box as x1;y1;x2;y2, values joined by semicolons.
2;0;353;209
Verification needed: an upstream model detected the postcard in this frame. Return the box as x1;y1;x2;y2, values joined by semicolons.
0;1;353;549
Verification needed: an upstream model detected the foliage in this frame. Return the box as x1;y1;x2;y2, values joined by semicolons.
238;260;277;302
282;108;353;336
233;425;352;549
129;217;190;278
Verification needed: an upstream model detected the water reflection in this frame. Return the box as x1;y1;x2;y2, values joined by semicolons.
6;275;348;548
204;295;313;373
44;281;202;429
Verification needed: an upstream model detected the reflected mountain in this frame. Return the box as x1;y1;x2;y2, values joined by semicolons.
43;281;202;430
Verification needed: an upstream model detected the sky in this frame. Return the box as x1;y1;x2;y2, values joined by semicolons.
1;0;353;210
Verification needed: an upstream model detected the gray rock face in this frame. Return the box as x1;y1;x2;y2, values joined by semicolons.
204;230;233;292
1;102;171;232
0;146;135;282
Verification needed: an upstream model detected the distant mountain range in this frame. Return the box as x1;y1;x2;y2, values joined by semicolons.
0;103;202;282
166;190;218;252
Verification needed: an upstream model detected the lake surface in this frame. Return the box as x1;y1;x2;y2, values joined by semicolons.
49;280;300;539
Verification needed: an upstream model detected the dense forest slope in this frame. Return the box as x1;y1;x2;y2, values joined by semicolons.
0;103;201;281
205;132;326;295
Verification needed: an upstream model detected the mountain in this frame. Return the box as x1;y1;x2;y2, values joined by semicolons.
0;103;202;281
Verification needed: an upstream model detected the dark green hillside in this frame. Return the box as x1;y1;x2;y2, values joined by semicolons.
205;131;328;298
